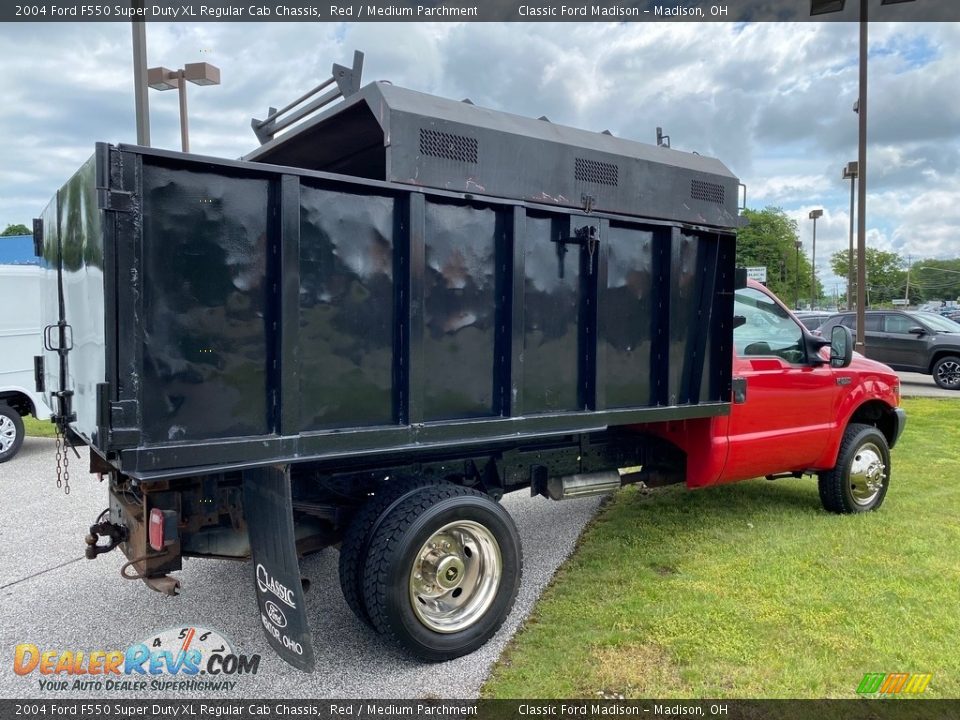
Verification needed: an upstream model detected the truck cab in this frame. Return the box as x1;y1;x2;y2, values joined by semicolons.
647;280;905;514
726;281;904;487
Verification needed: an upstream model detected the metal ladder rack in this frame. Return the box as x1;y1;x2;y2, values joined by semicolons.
251;50;364;144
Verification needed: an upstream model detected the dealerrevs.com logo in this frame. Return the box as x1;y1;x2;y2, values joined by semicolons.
13;626;260;692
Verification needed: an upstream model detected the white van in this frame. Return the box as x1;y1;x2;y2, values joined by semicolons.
1;264;52;461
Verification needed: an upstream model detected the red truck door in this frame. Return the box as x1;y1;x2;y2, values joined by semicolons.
722;286;837;482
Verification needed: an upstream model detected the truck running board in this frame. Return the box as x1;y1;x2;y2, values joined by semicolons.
242;466;316;672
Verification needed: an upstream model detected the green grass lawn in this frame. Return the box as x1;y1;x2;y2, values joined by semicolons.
23;414;57;438
484;397;960;699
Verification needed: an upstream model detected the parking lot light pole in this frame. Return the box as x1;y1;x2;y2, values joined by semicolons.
795;240;803;310
147;62;221;152
131;4;150;146
842;161;858;310
810;0;918;347
809;209;823;310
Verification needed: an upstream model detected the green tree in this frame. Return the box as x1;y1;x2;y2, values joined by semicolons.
911;259;960;304
737;207;818;309
1;223;30;236
830;248;909;306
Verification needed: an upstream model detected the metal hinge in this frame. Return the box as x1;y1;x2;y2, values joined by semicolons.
551;225;598;279
97;188;134;213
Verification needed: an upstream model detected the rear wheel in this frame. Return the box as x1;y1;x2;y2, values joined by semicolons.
818;423;890;514
338;477;444;627
361;484;522;661
0;404;24;463
932;355;960;390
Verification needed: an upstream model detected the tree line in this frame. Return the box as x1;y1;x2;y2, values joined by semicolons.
736;208;960;308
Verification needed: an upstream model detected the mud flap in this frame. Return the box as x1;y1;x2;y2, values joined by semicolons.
242;465;316;672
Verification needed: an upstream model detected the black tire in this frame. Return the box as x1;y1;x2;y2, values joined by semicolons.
932;355;960;390
0;404;25;463
818;423;890;514
361;484;522;662
338;477;446;627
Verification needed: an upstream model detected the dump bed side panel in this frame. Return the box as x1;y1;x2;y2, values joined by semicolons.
64;146;736;479
140;163;271;443
39;154;105;446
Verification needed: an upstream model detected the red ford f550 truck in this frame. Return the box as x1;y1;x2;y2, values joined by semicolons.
35;53;904;669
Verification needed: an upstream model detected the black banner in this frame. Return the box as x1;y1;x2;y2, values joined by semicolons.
3;699;959;720
3;0;958;23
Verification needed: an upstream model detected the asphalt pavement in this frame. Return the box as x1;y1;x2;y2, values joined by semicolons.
897;370;960;398
0;438;601;699
2;377;951;700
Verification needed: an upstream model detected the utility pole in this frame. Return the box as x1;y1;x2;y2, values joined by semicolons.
131;1;150;145
809;209;823;310
905;254;912;305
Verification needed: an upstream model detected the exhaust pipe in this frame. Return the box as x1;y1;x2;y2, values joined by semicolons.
545;471;622;501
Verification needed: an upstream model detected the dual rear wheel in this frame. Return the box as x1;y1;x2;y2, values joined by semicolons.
338;482;522;661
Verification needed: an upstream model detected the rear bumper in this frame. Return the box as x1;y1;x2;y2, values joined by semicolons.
890;407;907;449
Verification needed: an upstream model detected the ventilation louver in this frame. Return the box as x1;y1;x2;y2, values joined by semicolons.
691;179;725;204
575;157;619;186
419;128;478;163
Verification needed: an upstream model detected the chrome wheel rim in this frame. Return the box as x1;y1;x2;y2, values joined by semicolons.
849;442;886;506
936;360;960;388
0;415;16;453
409;520;502;633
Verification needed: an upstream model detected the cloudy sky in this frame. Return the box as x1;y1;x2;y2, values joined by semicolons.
1;19;958;292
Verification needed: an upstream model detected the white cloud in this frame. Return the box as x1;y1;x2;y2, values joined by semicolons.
0;19;957;296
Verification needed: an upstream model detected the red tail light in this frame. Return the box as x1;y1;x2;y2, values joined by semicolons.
149;508;178;551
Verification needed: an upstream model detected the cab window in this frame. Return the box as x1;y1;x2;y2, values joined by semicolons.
734;287;805;364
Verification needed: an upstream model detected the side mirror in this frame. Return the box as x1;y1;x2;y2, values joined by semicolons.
733;315;747;329
908;326;926;336
830;325;853;368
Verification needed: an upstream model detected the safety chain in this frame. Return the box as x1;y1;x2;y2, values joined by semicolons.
54;425;71;495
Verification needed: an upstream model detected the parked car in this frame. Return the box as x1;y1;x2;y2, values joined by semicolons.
820;310;960;389
794;311;834;334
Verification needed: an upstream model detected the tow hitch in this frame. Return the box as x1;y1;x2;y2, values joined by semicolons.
84;510;128;559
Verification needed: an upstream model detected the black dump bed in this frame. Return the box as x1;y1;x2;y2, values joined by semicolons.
38;82;740;483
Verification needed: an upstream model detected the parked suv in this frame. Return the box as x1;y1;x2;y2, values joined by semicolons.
794;310;834;334
820;310;960;390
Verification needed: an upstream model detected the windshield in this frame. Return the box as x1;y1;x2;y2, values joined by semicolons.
912;312;960;333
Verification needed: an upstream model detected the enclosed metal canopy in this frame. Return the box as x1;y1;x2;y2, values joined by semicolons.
244;81;742;229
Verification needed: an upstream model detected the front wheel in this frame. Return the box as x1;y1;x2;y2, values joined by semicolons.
932;355;960;390
818;423;890;514
0;404;25;463
361;484;522;662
